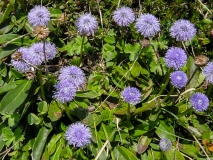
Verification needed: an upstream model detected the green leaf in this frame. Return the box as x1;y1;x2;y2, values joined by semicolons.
104;36;115;44
137;136;152;154
50;139;63;160
179;144;199;158
0;80;32;113
0;44;18;60
76;90;100;99
37;101;48;114
0;0;15;24
48;100;62;122
0;34;32;46
31;127;51;160
27;113;40;125
163;148;185;160
113;104;136;115
117;146;138;160
0;80;23;94
47;134;62;156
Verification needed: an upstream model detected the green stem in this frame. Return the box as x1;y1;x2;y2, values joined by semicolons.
162;87;175;103
79;35;85;66
127;103;130;121
158;68;172;95
64;103;74;122
37;69;46;101
207;84;212;96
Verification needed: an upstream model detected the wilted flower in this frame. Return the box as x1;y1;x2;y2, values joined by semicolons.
135;13;160;37
65;122;92;148
159;138;172;151
113;6;135;27
121;87;141;105
11;47;30;73
76;13;98;35
170;19;196;41
58;66;86;88
190;92;209;112
53;81;76;103
202;62;213;84
28;5;50;27
33;25;50;40
164;47;187;70
170;71;188;89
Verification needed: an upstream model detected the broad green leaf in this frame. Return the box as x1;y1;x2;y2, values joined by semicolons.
37;101;48;114
76;90;100;99
117;146;138;160
0;24;14;34
47;134;62;156
48;100;62;122
179;144;199;158
17;151;29;160
137;136;152;154
0;34;31;46
50;139;63;160
113;104;136;115
155;121;176;142
120;121;134;130
0;80;23;94
0;80;32;113
104;36;115;44
27;113;40;125
0;44;18;60
31;127;51;160
163;148;185;160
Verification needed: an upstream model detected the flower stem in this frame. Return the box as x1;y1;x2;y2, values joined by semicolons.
64;103;74;122
158;68;172;95
79;35;85;66
37;69;46;101
127;103;130;121
207;84;212;96
162;87;175;103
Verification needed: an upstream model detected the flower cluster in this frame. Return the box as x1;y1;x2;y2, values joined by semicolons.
170;19;196;41
170;71;188;89
164;47;187;70
65;122;92;148
11;42;57;72
190;92;209;112
202;62;213;84
121;87;141;105
53;66;86;103
113;7;135;27
159;138;172;151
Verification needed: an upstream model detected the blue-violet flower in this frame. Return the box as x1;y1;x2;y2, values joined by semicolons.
159;138;172;151
65;122;92;148
164;47;187;70
202;62;213;84
121;87;141;105
113;6;135;27
76;13;98;35
190;92;209;112
28;5;50;27
58;66;86;88
170;71;188;89
170;19;196;41
135;13;160;37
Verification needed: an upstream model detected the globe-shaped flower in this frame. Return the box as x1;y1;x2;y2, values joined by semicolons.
190;92;209;112
26;42;45;66
113;6;135;27
159;138;172;151
135;13;160;37
58;66;86;88
170;71;188;89
53;81;76;103
28;5;50;27
44;42;57;60
170;19;196;41
202;62;213;84
11;47;30;73
121;87;141;105
164;47;187;70
65;122;92;148
76;13;98;35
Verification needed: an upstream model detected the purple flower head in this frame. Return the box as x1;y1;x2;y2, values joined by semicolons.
190;92;209;112
76;13;98;36
44;42;57;60
202;62;213;84
170;71;188;89
28;5;50;27
58;66;86;88
65;122;92;147
121;87;141;105
11;47;30;73
164;47;187;70
26;42;44;66
135;13;160;37
159;138;172;151
53;81;76;103
113;7;135;27
170;19;196;41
